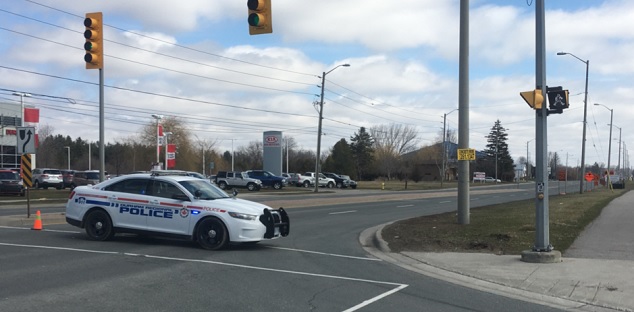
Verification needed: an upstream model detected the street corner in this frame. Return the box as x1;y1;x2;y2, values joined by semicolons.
0;212;67;227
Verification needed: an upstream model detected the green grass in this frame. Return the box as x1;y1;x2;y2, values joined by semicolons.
0;188;71;204
382;184;631;255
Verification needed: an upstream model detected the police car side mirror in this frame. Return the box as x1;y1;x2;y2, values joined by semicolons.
232;188;238;198
194;190;203;198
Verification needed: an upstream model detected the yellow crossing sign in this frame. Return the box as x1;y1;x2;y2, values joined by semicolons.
457;148;476;161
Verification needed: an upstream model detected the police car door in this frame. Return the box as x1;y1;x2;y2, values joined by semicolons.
145;179;191;235
102;178;152;231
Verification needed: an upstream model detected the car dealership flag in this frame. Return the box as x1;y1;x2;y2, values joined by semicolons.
167;144;176;168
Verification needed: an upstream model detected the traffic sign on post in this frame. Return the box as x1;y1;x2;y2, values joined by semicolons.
457;148;476;161
21;154;32;188
16;127;36;154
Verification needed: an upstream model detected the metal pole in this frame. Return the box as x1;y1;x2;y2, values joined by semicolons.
314;72;326;193
65;146;70;170
617;126;622;175
231;139;234;171
314;64;349;193
99;68;105;181
457;0;470;225
580;61;589;193
442;113;447;188
534;0;551;251
606;108;614;186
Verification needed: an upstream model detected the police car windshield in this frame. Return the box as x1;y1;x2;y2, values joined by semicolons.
179;180;230;200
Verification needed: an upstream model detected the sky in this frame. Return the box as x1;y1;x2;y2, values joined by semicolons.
0;0;633;170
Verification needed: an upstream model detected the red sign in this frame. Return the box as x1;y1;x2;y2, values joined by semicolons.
584;172;594;182
167;144;176;168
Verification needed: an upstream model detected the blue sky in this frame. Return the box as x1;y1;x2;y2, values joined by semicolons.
0;0;633;170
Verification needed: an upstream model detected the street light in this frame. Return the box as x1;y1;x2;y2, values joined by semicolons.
151;114;163;168
556;52;589;194
314;63;350;193
442;108;458;187
613;125;622;176
594;103;613;185
64;146;70;170
526;139;534;180
12;92;32;126
164;132;172;170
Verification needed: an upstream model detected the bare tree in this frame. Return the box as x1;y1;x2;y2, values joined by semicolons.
370;123;418;179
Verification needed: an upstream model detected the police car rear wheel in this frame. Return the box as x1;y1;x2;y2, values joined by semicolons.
196;218;228;250
85;210;114;241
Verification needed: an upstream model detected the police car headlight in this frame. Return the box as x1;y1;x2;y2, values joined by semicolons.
228;212;258;221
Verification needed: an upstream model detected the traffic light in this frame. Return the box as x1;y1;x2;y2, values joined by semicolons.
247;0;272;35
84;12;103;69
520;89;544;110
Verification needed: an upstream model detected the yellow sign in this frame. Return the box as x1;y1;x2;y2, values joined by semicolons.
457;148;476;161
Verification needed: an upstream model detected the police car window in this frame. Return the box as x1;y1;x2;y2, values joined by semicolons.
104;178;149;195
150;180;186;199
179;180;229;200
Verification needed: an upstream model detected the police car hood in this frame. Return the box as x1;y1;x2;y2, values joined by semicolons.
204;197;272;214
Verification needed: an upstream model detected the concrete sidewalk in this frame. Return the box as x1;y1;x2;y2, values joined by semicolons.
364;191;634;311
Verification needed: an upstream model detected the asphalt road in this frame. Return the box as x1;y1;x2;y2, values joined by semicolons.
0;182;576;311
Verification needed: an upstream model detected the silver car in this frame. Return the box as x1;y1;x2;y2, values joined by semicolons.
32;168;64;189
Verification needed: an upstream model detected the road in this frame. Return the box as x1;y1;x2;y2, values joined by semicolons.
0;182;577;311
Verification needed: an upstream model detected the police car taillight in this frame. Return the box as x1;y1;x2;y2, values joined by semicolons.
68;191;75;199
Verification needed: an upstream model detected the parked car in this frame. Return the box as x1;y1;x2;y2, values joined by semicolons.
61;170;75;189
484;177;501;183
71;170;108;189
215;171;262;191
339;174;357;189
32;168;64;189
65;172;290;250
304;172;335;188
245;170;287;190
0;169;24;196
186;171;207;179
322;172;350;188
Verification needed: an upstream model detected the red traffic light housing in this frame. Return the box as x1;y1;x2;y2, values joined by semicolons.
247;0;272;35
84;12;103;69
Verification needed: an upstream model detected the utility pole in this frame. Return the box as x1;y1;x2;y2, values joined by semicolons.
457;0;470;225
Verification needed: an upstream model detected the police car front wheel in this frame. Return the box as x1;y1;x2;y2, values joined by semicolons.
196;217;228;250
85;210;114;241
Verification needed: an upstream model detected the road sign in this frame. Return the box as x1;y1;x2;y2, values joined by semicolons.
457;148;476;161
21;154;32;188
16;127;36;154
584;172;594;182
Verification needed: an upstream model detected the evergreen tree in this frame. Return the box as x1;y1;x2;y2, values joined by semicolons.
349;127;374;180
480;120;515;181
323;138;355;175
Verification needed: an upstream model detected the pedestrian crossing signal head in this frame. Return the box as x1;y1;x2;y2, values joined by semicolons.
520;89;544;110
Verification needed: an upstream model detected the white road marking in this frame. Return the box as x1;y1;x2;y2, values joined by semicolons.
0;242;408;311
329;210;357;215
396;204;413;208
438;201;452;204
266;246;381;261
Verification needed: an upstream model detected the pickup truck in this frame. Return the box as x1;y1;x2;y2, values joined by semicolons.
304;172;335;188
215;171;262;191
245;170;287;190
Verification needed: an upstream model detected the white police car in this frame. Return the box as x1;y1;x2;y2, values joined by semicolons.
65;172;289;250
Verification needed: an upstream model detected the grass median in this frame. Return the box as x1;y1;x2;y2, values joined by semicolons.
382;184;631;255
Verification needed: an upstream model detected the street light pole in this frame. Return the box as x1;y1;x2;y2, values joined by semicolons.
595;103;613;185
12;92;32;127
614;125;622;175
314;63;350;193
164;132;172;170
151;114;163;168
556;52;589;194
442;109;458;188
64;146;70;170
526;139;534;180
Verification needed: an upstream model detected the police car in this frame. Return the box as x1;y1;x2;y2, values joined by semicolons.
65;171;290;250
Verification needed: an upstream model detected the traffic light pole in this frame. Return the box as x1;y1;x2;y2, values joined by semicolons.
521;0;560;263
99;68;105;182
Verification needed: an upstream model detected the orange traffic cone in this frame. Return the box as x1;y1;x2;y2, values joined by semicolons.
32;210;43;230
